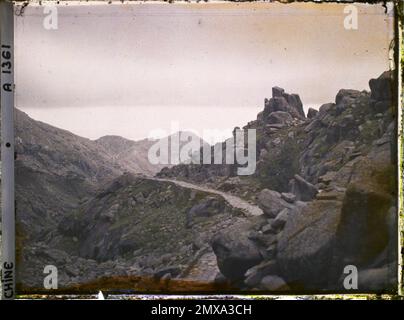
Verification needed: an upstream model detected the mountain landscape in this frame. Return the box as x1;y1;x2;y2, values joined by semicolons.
7;71;398;294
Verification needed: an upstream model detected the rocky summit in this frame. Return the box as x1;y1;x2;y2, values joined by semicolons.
7;71;398;294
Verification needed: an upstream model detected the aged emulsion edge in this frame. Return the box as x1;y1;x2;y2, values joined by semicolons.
0;0;15;300
2;0;403;299
397;0;403;299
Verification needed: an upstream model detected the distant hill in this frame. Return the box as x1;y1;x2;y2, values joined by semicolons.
96;131;208;176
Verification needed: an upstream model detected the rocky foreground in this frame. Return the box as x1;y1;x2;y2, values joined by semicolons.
12;71;398;294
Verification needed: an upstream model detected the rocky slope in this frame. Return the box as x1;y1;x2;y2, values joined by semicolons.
17;173;247;290
214;71;397;292
14;109;125;243
159;71;398;293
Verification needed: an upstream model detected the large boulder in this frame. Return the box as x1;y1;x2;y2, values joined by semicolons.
212;224;263;281
330;150;397;284
263;88;306;120
372;100;391;113
289;174;318;201
277;199;343;290
283;93;305;119
257;189;293;218
369;71;393;113
272;86;285;97
267;111;293;126
186;196;225;227
307;107;318;119
264;96;289;116
304;118;323;133
369;71;392;102
271;208;289;231
281;192;296;203
318;103;335;117
335;89;361;106
277;148;396;291
333;182;392;267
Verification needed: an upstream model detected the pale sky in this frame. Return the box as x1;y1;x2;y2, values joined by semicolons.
15;2;394;142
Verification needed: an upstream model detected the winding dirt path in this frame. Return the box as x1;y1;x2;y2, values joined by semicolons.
145;177;263;281
154;178;263;216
